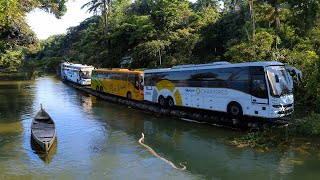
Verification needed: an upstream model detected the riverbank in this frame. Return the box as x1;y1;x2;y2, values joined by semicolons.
0;70;44;81
0;73;31;81
230;113;320;151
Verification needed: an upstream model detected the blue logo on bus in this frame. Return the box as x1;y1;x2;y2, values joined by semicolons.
185;89;195;93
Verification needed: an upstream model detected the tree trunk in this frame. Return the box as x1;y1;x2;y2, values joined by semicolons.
271;0;281;30
102;0;108;33
249;1;255;40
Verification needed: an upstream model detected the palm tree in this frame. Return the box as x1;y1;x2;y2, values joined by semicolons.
261;0;289;30
81;0;111;33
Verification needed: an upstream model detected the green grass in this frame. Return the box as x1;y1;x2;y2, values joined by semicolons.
230;113;320;151
296;113;320;135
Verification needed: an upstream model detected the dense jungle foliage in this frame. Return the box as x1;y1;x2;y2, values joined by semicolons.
1;0;320;112
0;0;67;71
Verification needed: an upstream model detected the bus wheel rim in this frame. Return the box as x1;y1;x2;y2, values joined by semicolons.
169;99;173;106
231;106;239;115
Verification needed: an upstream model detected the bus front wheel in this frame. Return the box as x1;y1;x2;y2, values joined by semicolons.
127;92;132;99
96;85;99;91
158;96;165;106
100;86;103;92
228;102;243;117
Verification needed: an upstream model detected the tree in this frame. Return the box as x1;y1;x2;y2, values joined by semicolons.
193;0;219;11
129;0;152;15
150;0;193;31
0;0;68;72
224;31;274;62
248;0;255;40
287;0;320;35
82;0;111;33
132;40;169;68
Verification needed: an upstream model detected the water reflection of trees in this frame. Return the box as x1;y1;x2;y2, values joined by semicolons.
0;81;35;122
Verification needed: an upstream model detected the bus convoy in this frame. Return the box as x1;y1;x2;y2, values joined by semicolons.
61;61;297;119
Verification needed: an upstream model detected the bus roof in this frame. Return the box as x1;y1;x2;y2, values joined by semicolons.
70;64;94;69
94;68;143;74
62;62;94;69
144;61;284;73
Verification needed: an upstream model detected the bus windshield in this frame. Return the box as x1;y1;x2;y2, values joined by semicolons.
266;66;291;97
80;70;92;79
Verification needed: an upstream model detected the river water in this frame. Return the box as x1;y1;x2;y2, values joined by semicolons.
0;76;320;179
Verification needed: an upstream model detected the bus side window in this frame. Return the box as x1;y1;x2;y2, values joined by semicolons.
251;75;268;98
128;74;134;85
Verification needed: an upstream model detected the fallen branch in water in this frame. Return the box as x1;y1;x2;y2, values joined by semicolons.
138;133;186;170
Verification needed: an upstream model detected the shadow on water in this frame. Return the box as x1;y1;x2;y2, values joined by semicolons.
30;137;57;164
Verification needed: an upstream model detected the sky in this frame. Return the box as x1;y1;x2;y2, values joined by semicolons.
27;0;198;40
26;0;93;40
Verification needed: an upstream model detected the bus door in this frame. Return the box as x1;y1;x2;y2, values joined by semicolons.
139;75;144;95
134;74;140;92
251;74;268;104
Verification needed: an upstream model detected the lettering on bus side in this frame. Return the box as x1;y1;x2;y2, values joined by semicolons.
184;88;228;95
200;89;228;95
185;89;195;93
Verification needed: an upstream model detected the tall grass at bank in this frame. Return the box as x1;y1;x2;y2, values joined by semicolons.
231;113;320;150
296;113;320;136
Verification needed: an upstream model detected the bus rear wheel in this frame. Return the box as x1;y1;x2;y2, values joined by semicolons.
96;85;99;91
228;102;243;117
100;86;103;92
158;96;165;106
167;97;174;107
127;92;132;99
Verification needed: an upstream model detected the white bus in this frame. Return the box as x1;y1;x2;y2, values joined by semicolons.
61;62;72;78
61;62;94;85
143;61;294;119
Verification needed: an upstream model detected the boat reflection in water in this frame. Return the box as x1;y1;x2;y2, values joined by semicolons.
30;137;57;164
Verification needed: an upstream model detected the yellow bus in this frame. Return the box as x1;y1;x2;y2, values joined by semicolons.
91;69;144;100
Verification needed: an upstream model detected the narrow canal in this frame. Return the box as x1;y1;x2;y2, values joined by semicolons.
0;76;320;179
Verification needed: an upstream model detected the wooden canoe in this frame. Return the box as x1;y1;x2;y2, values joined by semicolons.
31;105;56;152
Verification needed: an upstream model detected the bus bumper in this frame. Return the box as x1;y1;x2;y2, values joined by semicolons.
80;79;91;85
